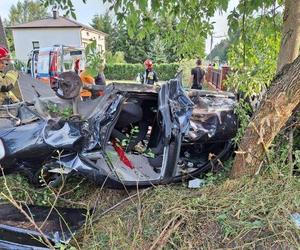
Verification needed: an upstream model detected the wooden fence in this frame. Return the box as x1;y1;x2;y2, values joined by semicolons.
205;66;230;90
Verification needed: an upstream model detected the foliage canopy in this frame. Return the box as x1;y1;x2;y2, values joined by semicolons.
5;0;49;52
42;0;283;60
7;0;49;25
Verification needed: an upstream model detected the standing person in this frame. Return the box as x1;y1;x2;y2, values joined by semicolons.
143;59;158;85
190;58;205;90
93;63;106;97
94;63;106;86
74;58;80;74
0;46;19;104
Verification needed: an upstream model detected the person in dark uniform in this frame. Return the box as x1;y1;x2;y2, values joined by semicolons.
93;63;106;98
74;58;80;74
143;59;158;85
190;58;205;90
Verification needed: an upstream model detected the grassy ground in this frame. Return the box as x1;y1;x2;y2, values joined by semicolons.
77;175;300;249
0;76;298;249
0;170;299;249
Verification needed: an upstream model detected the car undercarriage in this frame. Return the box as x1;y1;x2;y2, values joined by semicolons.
0;72;238;248
0;73;238;188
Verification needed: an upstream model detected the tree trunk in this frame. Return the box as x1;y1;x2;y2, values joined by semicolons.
231;55;300;178
277;0;300;72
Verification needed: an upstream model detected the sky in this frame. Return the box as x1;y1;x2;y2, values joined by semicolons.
206;0;239;54
0;0;110;23
0;0;239;55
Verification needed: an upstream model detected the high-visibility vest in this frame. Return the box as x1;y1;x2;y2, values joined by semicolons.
0;70;20;103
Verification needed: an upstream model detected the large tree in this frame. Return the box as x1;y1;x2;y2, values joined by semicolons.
207;39;230;63
110;22;153;63
5;0;48;52
277;0;300;71
0;17;8;49
90;12;114;51
231;0;300;178
6;0;48;25
90;11;184;63
42;0;212;59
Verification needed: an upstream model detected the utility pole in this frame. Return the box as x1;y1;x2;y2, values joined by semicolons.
209;33;227;63
0;16;8;49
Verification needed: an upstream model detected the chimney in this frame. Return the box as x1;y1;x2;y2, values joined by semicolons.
52;6;58;19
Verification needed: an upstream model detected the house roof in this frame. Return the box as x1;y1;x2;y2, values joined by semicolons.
7;16;108;36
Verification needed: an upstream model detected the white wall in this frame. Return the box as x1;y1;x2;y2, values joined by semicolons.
81;29;105;53
12;28;81;63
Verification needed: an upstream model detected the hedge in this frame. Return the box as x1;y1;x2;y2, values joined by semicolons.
105;63;180;81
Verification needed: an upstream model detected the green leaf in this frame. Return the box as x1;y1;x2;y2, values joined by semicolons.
71;11;76;19
139;0;147;10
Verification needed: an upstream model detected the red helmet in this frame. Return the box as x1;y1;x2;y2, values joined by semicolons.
0;46;9;60
144;59;153;69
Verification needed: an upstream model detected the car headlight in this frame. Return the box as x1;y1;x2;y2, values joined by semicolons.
0;139;6;160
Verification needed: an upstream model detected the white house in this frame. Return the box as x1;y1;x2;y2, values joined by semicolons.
8;10;107;63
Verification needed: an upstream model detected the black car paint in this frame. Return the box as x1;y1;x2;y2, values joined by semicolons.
0;79;237;188
0;203;87;249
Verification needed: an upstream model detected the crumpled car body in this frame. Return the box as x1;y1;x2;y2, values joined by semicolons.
0;203;87;249
0;78;237;188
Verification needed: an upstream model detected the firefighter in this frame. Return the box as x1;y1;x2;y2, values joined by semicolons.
95;63;106;86
74;58;80;74
143;59;158;85
0;46;19;104
79;69;95;100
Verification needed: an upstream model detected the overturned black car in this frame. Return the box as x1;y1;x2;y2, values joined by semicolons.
0;72;237;188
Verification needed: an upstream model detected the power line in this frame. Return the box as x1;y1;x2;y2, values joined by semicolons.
209;33;227;62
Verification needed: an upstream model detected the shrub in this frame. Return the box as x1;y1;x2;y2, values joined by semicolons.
178;59;195;87
106;51;126;64
155;63;180;81
13;59;25;71
105;63;179;81
105;64;143;80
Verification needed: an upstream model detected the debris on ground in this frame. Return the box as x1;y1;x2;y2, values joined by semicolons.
291;212;300;229
188;178;205;188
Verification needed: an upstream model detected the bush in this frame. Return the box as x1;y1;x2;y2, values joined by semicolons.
155;63;180;81
13;59;25;71
178;59;195;87
106;51;126;64
105;63;180;81
105;64;143;80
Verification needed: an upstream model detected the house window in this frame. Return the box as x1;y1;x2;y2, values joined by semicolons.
32;41;40;49
98;45;103;53
86;32;89;36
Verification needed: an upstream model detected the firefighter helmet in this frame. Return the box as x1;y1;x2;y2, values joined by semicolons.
144;59;153;69
0;47;10;60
